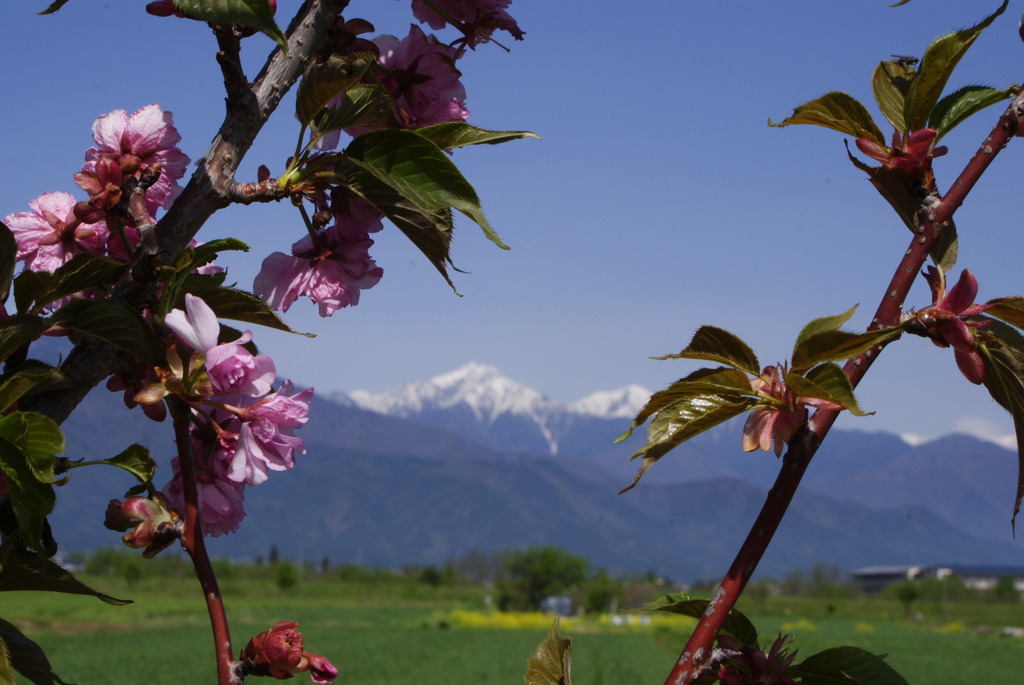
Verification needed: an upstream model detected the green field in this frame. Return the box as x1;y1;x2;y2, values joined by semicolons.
7;574;1024;684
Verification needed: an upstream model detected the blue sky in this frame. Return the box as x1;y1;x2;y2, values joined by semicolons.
2;1;1024;443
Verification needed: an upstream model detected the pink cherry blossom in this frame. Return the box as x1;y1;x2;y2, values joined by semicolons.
372;25;469;128
742;365;842;456
230;382;313;486
254;198;383;316
165;294;277;396
412;0;524;48
4;191;108;272
84;104;190;214
161;456;246;537
913;267;989;384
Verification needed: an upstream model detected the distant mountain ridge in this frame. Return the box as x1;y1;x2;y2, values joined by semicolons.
342;362;651;455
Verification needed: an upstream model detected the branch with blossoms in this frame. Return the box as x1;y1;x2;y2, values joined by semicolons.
0;1;531;683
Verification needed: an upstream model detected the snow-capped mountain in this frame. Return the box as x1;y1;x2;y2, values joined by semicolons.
342;362;650;455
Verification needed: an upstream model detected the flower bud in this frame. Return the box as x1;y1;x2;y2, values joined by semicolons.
239;621;337;682
104;495;181;558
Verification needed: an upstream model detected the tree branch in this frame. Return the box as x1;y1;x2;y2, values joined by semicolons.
663;84;1024;685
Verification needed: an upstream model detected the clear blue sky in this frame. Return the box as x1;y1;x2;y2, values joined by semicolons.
2;1;1024;443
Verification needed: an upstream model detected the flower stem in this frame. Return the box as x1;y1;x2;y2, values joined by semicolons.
662;84;1024;685
169;397;237;685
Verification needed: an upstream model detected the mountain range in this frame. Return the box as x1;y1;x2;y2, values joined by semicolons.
46;362;1024;582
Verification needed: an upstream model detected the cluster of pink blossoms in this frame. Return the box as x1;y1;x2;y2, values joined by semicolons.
3;105;188;276
254;192;383;316
155;295;313;536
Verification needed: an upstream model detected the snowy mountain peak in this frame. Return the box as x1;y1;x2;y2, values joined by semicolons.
568;385;651;419
348;361;555;424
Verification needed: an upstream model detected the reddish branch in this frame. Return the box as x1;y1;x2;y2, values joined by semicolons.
663;85;1024;685
169;397;237;685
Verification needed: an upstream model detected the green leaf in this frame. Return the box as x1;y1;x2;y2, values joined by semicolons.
13;271;51;315
0;543;130;605
49;299;156;363
617;367;752;441
654;326;761;375
37;254;125;308
523;617;572;685
644;596;758;647
66;444;156;486
0;618;72;685
889;0;912;6
412;122;540;151
296;53;375;126
794;306;858;350
620;394;752;493
181;276;308;335
345;129;508;249
930;84;1017;142
312;85;393;134
187;238;249;273
985;296;1024;329
172;0;288;52
790;646;907;685
903;0;1008;131
975;322;1024;530
0;365;67;416
0;413;65;486
0;317;50;364
37;0;71;14
769;92;885;146
792;326;903;373
0;223;17;303
0;435;55;554
787;364;870;417
341;166;459;290
871;60;914;131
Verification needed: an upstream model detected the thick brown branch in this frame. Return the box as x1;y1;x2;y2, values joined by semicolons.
663;84;1024;685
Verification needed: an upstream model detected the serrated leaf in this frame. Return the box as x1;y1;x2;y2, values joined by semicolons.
646;597;758;647
49;299;156;363
181;276;307;335
792;326;902;373
654;326;761;375
412;123;540;151
345;129;508;249
930;84;1017;142
617;367;752;441
769;92;885;146
340;165;459;290
985;297;1024;329
296;53;375;126
0;366;67;415
620;394;752;493
524;617;571;685
794;306;859;350
790;646;907;685
975;322;1024;530
0;543;130;605
0;223;17;303
904;0;1008;131
787;364;869;416
0;618;73;685
0;317;49;364
312;85;393;134
872;60;914;131
172;0;287;52
37;254;125;307
0;414;65;486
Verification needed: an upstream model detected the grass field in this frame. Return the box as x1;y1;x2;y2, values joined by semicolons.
7;574;1024;684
